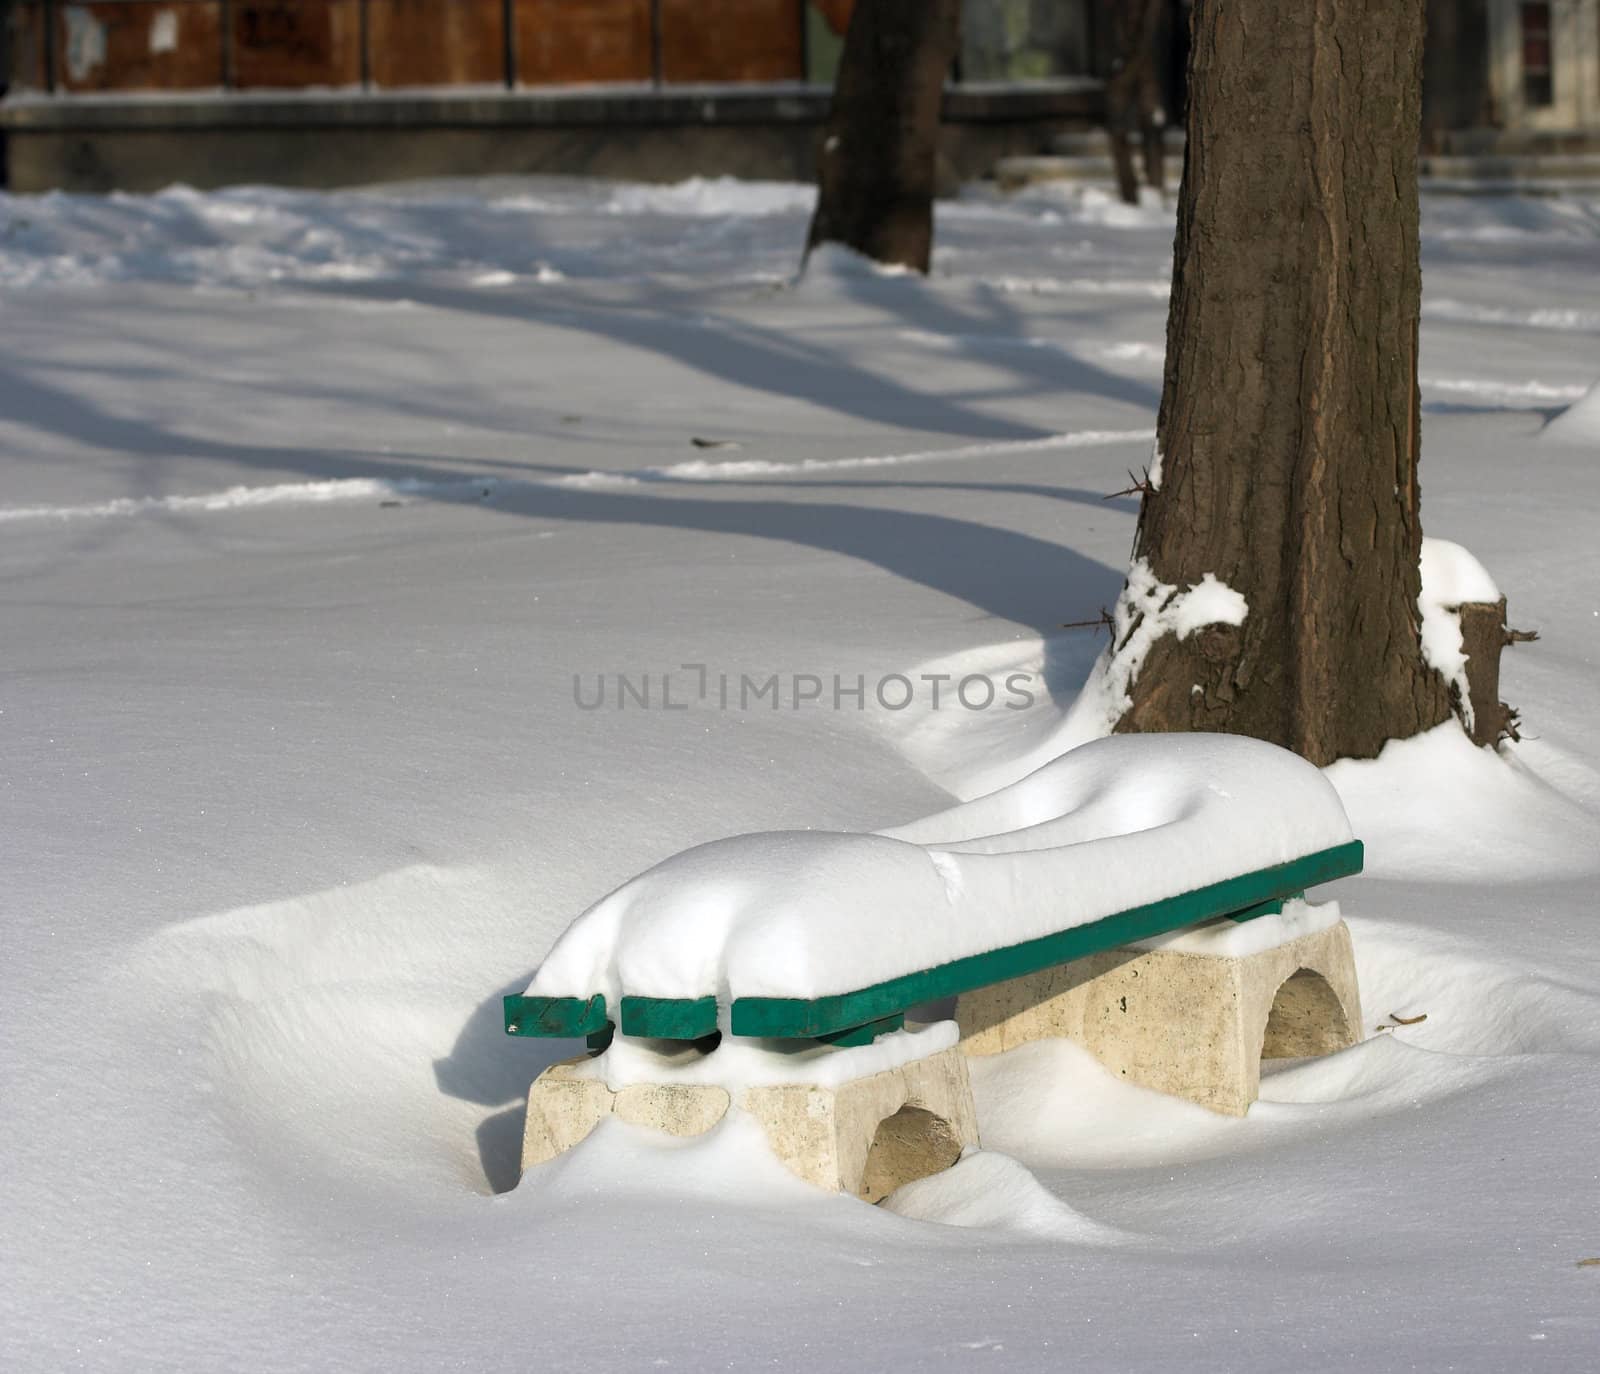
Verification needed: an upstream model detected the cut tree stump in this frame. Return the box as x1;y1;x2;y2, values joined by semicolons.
1458;596;1537;746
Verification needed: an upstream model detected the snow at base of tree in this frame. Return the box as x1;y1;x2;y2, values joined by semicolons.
1541;375;1600;444
528;732;1349;1006
1325;722;1600;882
1051;557;1249;743
799;239;922;283
1419;535;1502;609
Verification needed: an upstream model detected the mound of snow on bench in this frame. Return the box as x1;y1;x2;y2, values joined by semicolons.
528;733;1354;1007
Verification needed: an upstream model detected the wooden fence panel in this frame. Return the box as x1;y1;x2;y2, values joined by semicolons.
516;0;652;86
659;0;804;83
6;1;50;90
47;1;224;92
367;0;503;88
231;0;360;89
5;0;857;95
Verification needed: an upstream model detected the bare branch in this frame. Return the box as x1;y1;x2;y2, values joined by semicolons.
1104;468;1152;500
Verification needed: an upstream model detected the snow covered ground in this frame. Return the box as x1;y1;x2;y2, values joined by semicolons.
2;175;1598;1370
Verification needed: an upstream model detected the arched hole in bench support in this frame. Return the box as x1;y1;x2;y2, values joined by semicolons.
858;1106;963;1204
1262;968;1353;1061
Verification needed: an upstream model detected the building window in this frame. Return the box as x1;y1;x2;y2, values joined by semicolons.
1520;2;1554;107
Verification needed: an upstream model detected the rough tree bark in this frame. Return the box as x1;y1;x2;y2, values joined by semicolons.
1111;0;1454;766
804;0;961;274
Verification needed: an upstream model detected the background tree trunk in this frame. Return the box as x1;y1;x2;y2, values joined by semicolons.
1113;0;1452;766
1105;0;1167;205
804;0;961;274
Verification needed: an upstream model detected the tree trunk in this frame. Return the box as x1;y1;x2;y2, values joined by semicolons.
1110;0;1452;766
804;0;961;274
1105;0;1166;205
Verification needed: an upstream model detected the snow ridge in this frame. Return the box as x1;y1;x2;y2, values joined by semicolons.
0;429;1155;525
553;428;1156;487
0;476;499;524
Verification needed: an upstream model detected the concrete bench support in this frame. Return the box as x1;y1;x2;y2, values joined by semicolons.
956;919;1362;1116
522;1044;980;1200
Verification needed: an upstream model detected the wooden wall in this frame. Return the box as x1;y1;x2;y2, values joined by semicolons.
22;2;225;92
232;2;361;89
515;0;652;85
6;0;823;92
4;1;49;89
660;0;803;84
369;0;503;88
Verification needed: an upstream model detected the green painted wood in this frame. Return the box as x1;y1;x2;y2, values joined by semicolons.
814;1012;905;1047
586;1025;616;1052
1225;892;1303;923
503;993;607;1038
620;994;719;1039
729;841;1362;1039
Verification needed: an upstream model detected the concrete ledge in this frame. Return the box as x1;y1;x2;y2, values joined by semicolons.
1430;126;1600;157
0;79;1102;133
0;80;1103;192
1418;152;1600;188
996;147;1600;194
0;84;832;133
957;919;1363;1116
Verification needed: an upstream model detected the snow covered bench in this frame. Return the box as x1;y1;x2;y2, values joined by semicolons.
507;733;1365;1190
508;734;1361;1046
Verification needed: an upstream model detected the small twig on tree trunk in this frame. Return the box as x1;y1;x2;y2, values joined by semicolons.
1387;1011;1428;1026
1505;627;1540;645
1059;607;1116;636
1105;468;1152;500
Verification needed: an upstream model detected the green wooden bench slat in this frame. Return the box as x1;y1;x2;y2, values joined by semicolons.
503;993;608;1038
620;994;719;1039
1226;893;1301;923
729;840;1362;1039
814;1013;905;1047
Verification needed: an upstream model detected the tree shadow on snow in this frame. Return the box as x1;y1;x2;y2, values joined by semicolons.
290;273;1160;440
0;355;1128;705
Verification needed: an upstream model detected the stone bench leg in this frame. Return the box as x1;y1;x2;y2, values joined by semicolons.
521;1044;980;1200
956;920;1362;1116
745;1046;979;1200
